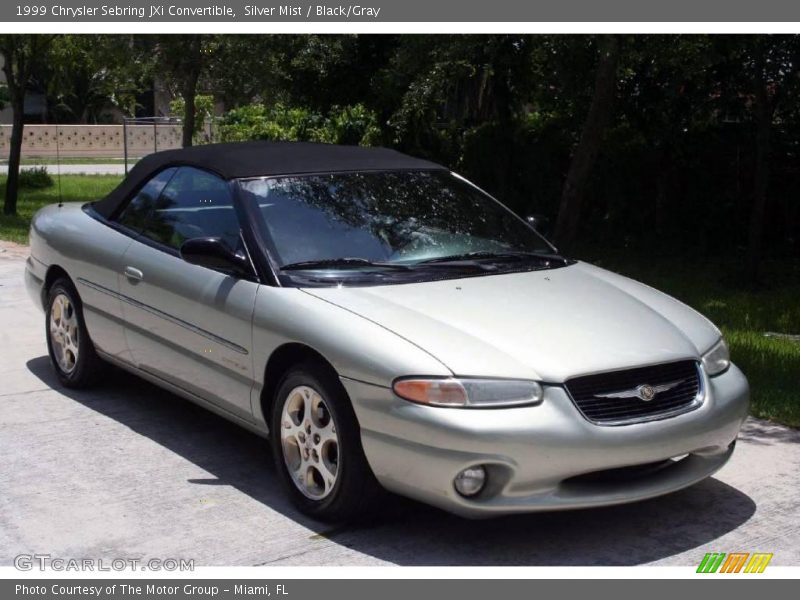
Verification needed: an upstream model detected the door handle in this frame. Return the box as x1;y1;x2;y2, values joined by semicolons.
123;266;144;281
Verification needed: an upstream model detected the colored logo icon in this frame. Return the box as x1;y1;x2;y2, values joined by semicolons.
697;552;773;573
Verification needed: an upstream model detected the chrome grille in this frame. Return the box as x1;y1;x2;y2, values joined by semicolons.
565;360;703;425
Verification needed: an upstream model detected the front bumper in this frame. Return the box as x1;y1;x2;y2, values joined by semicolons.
343;364;749;518
24;255;46;310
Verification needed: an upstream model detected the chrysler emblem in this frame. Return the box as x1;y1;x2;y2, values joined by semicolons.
594;379;684;402
637;384;656;401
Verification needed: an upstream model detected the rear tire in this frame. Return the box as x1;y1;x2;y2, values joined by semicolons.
270;361;381;522
45;278;105;388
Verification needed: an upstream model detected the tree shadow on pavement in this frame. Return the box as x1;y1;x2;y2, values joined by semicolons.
738;418;800;446
27;355;756;566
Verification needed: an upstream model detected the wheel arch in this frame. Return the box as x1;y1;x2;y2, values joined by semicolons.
259;342;348;433
42;265;74;308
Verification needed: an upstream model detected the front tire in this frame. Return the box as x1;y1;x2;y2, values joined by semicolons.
270;362;381;521
45;278;105;388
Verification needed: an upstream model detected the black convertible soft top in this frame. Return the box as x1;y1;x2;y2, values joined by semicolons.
93;141;447;218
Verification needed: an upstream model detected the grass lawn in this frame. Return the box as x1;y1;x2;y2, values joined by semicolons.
1;174;797;427
0;175;122;243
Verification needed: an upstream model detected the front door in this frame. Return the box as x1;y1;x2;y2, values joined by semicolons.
117;167;258;421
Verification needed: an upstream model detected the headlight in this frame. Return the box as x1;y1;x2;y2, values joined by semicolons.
702;338;730;376
392;377;543;408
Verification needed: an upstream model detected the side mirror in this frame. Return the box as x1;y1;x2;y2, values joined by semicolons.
526;214;551;237
180;237;250;277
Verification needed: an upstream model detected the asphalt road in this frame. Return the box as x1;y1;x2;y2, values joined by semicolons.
1;243;799;567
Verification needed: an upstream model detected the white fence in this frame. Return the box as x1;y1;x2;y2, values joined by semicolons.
0;124;183;159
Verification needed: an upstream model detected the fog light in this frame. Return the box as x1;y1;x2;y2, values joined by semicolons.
454;466;486;497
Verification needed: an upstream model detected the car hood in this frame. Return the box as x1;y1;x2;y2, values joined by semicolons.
302;262;721;382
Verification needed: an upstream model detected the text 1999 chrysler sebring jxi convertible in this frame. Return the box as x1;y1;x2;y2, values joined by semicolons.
25;142;749;520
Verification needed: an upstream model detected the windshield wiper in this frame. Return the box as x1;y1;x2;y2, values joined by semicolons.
415;251;564;265
280;258;412;271
281;252;568;273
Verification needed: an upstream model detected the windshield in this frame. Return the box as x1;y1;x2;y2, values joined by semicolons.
238;170;563;286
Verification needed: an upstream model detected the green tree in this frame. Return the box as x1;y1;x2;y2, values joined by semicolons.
704;35;800;282
155;34;213;147
0;35;51;216
552;35;620;250
46;35;152;123
170;94;215;143
739;36;800;283
613;35;716;239
374;36;537;157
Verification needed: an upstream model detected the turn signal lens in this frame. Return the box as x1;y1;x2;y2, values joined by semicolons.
393;379;468;406
393;378;543;408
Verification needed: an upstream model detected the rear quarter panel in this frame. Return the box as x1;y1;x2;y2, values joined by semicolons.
29;202;133;359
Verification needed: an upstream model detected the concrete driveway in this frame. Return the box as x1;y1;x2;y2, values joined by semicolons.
1;243;798;567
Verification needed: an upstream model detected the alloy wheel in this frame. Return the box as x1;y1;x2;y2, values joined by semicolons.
49;293;80;374
279;385;340;500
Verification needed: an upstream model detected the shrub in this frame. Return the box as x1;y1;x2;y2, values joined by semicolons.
217;103;380;146
328;104;382;146
170;94;216;144
18;166;54;189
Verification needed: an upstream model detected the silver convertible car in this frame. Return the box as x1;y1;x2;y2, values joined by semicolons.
25;142;749;520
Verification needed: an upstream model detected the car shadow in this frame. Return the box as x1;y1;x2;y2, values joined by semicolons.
27;355;756;566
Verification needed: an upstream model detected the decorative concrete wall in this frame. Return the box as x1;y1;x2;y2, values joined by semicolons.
0;124;183;158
